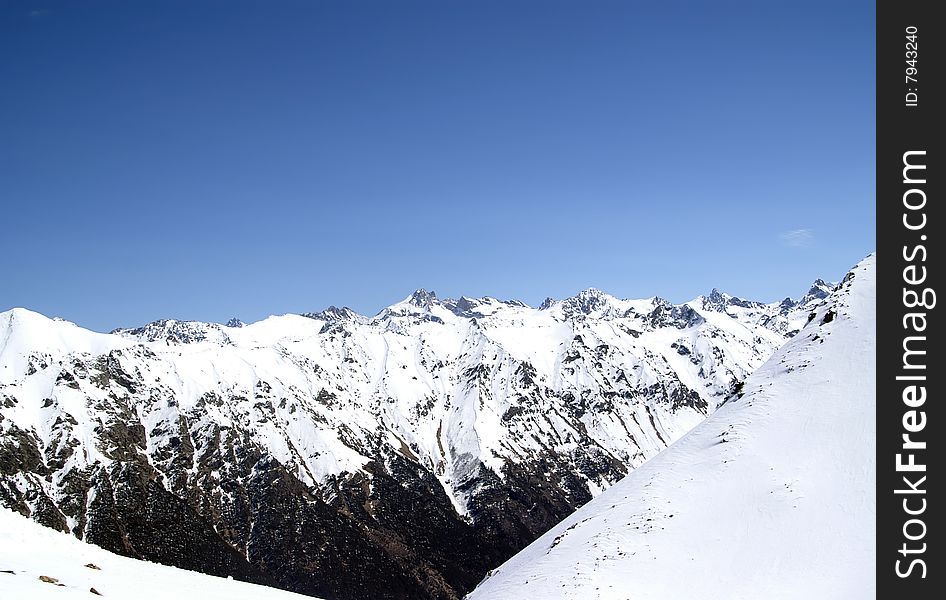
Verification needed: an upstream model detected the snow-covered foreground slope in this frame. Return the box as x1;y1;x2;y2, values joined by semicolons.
468;255;875;600
0;281;830;600
0;508;317;600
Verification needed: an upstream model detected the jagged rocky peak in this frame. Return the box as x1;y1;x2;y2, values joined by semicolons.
225;317;245;328
777;278;836;316
303;305;363;323
379;289;526;322
112;318;232;345
701;288;730;312
804;278;833;301
442;295;481;317
454;296;479;311
408;288;439;309
442;296;528;318
373;289;446;326
552;288;624;319
701;288;762;313
569;288;609;312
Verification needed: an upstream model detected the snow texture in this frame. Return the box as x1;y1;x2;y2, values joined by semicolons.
0;507;317;600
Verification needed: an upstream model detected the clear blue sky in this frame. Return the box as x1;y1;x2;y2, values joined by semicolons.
1;1;874;332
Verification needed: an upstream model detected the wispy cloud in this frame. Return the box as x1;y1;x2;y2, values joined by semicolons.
29;9;51;18
779;228;814;248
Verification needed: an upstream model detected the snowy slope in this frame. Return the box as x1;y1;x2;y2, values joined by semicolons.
467;255;875;600
0;508;316;600
0;280;830;600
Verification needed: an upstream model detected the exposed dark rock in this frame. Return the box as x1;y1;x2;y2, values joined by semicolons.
408;290;439;310
646;303;704;329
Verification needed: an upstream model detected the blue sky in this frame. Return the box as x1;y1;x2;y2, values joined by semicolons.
1;1;875;332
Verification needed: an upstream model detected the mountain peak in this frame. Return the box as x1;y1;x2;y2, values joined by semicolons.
805;279;832;300
700;288;761;312
304;305;361;322
439;295;529;318
408;289;439;309
1;306;50;323
112;318;232;345
445;296;479;316
557;288;619;317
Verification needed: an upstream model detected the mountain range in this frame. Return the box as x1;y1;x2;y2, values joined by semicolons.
1;276;836;600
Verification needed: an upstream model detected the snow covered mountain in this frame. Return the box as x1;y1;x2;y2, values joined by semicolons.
467;255;875;600
0;507;317;600
1;280;829;600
